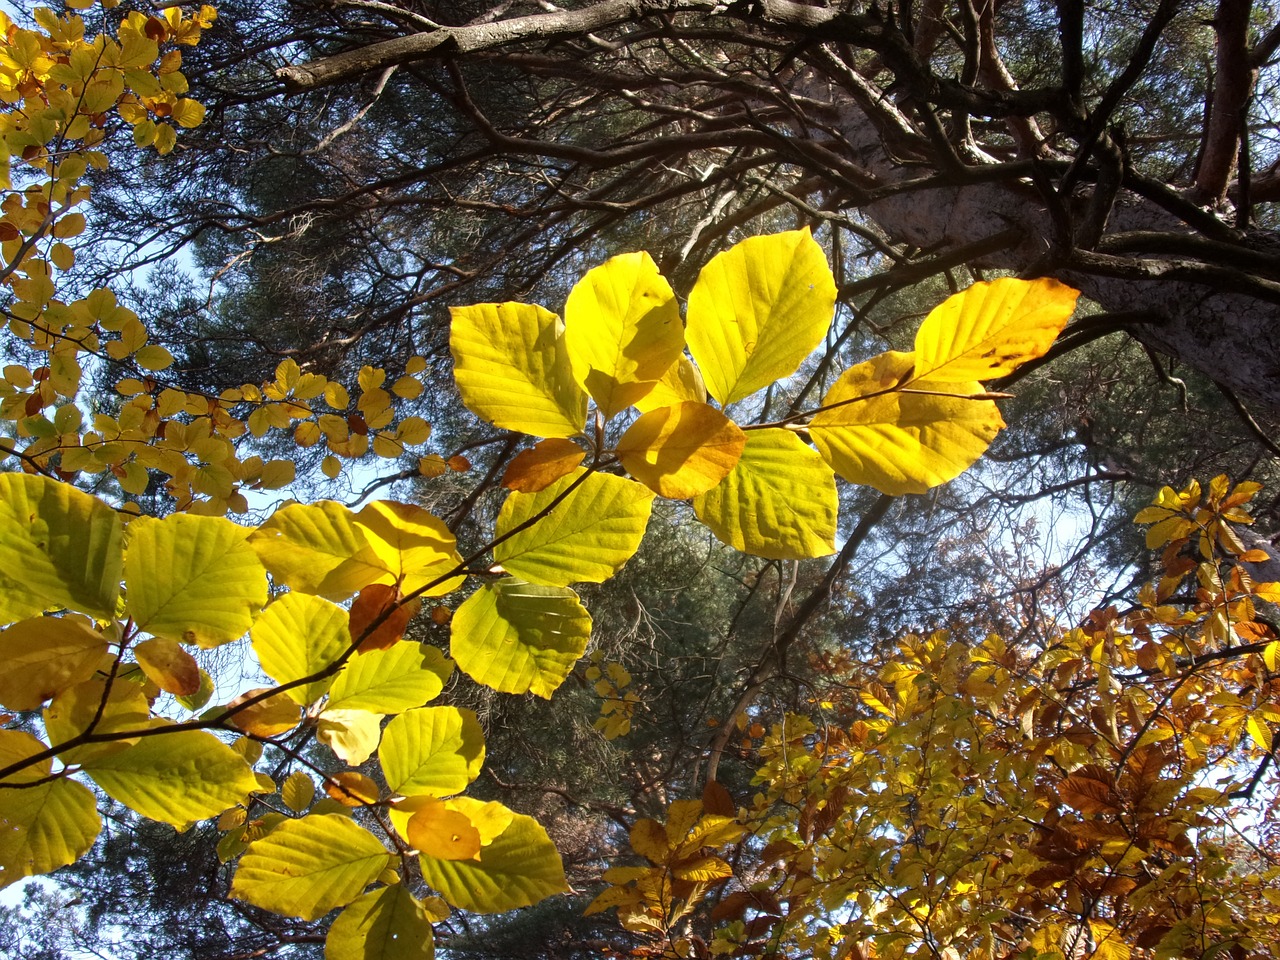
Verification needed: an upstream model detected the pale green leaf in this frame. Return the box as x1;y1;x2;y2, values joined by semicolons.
251;592;350;706
418;798;566;913
451;578;591;699
125;514;268;647
325;885;435;960
249;501;388;602
563;251;683;419
231;814;393;920
326;643;453;714
80;725;259;825
913;277;1078;382
380;707;484;798
0;615;108;710
615;402;745;499
685;229;836;405
693;427;837;559
809;351;1004;496
493;469;653;587
0;473;122;620
449;302;586;438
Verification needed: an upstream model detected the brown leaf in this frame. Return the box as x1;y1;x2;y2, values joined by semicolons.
1058;773;1122;816
702;779;735;818
348;583;418;653
133;637;201;695
325;771;381;806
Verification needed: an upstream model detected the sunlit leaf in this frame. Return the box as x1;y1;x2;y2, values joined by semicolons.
407;798;482;860
133;636;201;696
125;513;268;647
325;771;381;806
449;302;586;438
417;798;566;913
380;707;485;798
43;676;151;766
809;351;1003;495
633;355;707;414
693;428;837;559
317;709;384;766
80;725;259;826
282;771;316;813
231;814;393;920
563;251;684;418
354;502;464;597
325;884;435;960
616;402;745;499
451;578;591;699
494;469;653;587
226;687;302;737
0;616;109;710
685;229;836;405
251;592;350;706
326;643;452;714
913;277;1078;382
0;474;123;620
501;439;586;493
249;501;388;601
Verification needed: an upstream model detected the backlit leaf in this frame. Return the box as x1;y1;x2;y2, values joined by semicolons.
354;502;464;597
0;615;109;710
380;707;485;798
449;302;586;438
43;676;151;766
809;351;1003;495
231;814;392;920
325;885;435;960
616;403;746;499
494;469;653;587
282;771;316;813
633;355;707;414
249;501;387;601
501;439;586;493
226;687;301;737
348;583;418;653
685;229;835;405
417;798;566;913
693;428;837;559
251;592;350;706
325;771;381;806
914;279;1077;382
317;709;384;766
563;251;683;418
0;474;122;620
326;643;452;714
133;636;200;696
451;578;591;698
80;725;259;825
0;760;99;889
125;513;268;647
407;798;482;860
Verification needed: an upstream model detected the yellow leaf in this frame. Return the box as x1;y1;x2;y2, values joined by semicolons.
251;592;350;706
809;351;1003;495
325;771;381;807
316;709;383;765
685;229;835;405
226;687;301;737
615;402;746;499
249;501;388;601
563;251;684;418
354;501;465;597
134;345;173;371
282;771;315;813
693;427;837;559
325;886;435;960
396;415;431;445
633;354;707;414
449;302;586;438
407;798;482;860
913;277;1077;382
322;455;342;478
258;459;295;489
0;616;108;711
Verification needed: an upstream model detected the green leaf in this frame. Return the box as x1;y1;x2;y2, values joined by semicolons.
353;502;464;597
231;814;393;920
449;302;587;438
418;798;566;913
0;743;100;889
494;469;653;587
451;578;591;698
808;351;1004;496
80;725;259;825
693;427;837;559
124;514;268;648
563;251;684;419
913;277;1077;383
249;501;388;601
0;615;109;711
0;473;123;621
282;770;316;813
615;402;746;499
326;643;453;714
685;229;836;405
380;707;485;798
251;592;350;706
325;885;435;960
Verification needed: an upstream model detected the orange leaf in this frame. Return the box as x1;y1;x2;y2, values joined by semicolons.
348;583;418;653
227;687;301;737
447;455;471;472
502;438;586;493
325;771;381;806
133;637;201;695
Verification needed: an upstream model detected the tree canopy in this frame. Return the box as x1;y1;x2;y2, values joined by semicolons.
1;1;1279;959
